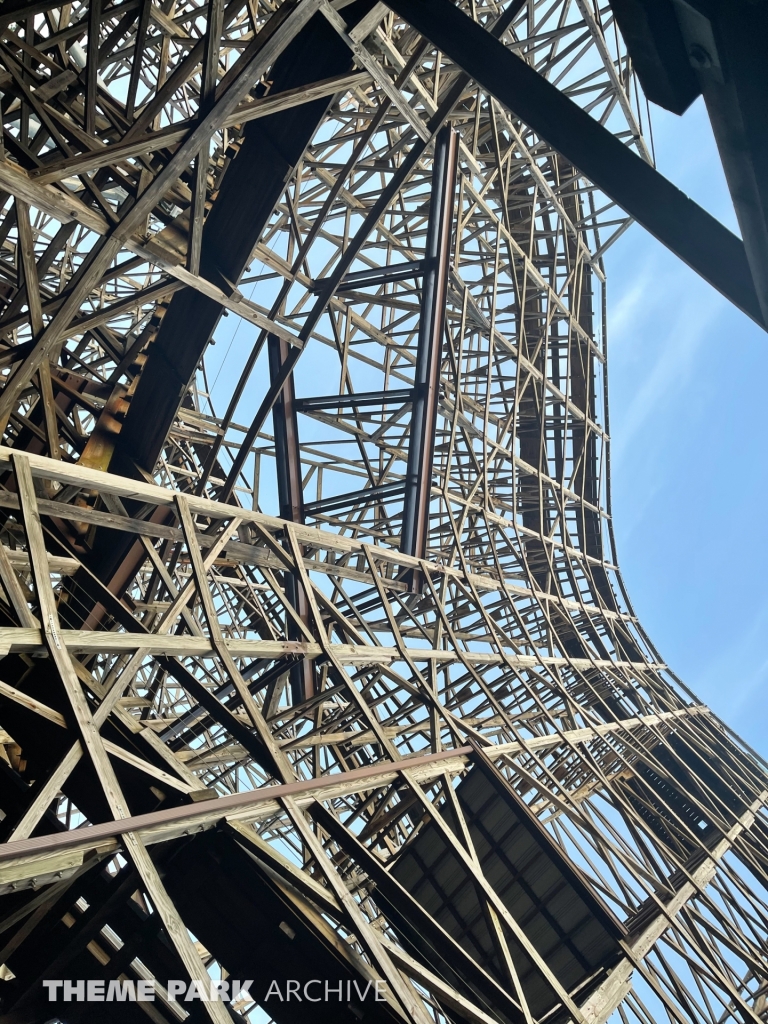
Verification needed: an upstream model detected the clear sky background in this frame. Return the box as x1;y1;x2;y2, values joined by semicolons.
604;97;768;759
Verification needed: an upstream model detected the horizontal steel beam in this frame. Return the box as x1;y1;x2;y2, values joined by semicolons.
295;388;414;411
304;480;406;516
384;0;766;329
312;259;427;292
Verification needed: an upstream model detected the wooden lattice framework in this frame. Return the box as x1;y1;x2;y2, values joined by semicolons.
0;2;765;1024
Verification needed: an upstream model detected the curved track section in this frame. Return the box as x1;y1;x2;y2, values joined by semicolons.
0;5;765;1024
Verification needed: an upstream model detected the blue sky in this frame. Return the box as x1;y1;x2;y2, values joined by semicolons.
605;98;768;759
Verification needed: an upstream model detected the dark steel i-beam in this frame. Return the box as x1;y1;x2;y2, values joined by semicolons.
312;260;426;293
304;481;407;517
269;333;315;705
384;0;766;330
294;388;413;411
401;125;459;566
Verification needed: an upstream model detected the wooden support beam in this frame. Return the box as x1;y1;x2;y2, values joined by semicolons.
0;0;322;429
13;452;129;818
281;794;434;1024
580;791;768;1024
10;455;235;1024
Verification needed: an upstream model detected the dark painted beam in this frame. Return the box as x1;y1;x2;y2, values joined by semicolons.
304;481;406;517
268;332;315;704
312;260;426;292
608;0;768;325
160;658;298;747
270;333;304;528
156;657;280;777
673;0;768;328
609;0;699;115
383;0;766;330
295;388;413;411
401;125;459;565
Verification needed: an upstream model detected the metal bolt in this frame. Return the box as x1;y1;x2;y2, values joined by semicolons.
689;44;712;69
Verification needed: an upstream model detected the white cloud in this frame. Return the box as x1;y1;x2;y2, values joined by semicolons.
608;256;722;471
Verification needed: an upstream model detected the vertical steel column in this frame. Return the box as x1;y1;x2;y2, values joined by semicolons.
678;0;768;327
268;334;314;703
400;126;459;570
269;334;304;526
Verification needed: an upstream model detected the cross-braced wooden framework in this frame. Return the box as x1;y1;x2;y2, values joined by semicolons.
0;3;765;1024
